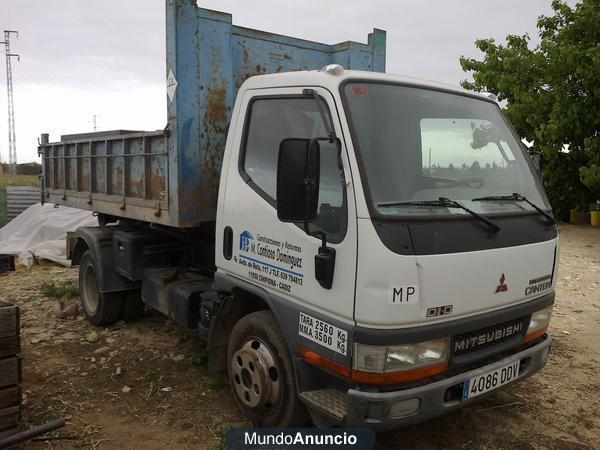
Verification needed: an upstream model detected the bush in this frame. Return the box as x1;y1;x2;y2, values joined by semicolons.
40;280;79;299
544;150;593;220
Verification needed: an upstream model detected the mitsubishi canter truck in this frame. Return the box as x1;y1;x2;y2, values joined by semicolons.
38;0;557;430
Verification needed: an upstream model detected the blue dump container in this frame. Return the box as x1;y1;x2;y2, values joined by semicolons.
40;0;386;228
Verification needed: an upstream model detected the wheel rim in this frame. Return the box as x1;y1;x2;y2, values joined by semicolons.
83;264;99;314
231;337;280;410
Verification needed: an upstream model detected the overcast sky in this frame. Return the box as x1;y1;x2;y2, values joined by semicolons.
0;0;575;163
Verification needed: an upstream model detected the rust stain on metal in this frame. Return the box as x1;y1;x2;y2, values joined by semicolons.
204;153;220;190
83;158;93;191
130;179;144;198
81;172;91;192
80;156;91;191
206;87;227;126
198;160;220;209
97;159;107;193
245;29;278;40
114;166;123;195
148;160;166;200
237;41;250;65
193;98;227;214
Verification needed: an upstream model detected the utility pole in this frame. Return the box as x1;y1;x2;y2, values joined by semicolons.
1;30;19;171
89;114;101;131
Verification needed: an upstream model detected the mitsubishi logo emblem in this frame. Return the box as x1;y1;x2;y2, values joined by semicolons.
495;273;508;293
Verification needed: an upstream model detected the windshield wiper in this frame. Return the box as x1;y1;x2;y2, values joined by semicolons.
378;197;501;233
472;193;555;225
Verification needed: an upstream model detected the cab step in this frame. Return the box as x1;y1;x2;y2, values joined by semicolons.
300;389;347;421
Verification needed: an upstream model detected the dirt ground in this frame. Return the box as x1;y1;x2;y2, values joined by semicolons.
0;224;598;449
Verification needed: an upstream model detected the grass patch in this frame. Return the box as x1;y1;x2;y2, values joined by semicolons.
40;280;79;299
191;340;209;367
216;426;231;450
0;175;39;188
145;368;161;383
190;340;223;387
205;373;226;389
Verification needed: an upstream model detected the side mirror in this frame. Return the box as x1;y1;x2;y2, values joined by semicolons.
527;149;543;179
277;137;340;290
276;138;320;223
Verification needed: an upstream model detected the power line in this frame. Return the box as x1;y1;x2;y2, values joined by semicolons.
1;30;19;169
15;39;70;89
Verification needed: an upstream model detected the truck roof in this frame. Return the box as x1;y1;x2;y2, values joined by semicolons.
242;68;493;103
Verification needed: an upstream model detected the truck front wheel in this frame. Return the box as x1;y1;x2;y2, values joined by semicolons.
227;311;308;427
79;250;122;326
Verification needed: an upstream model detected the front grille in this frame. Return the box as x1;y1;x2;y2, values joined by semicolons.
452;316;528;356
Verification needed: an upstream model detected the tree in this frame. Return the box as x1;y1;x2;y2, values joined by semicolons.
579;137;600;199
460;0;599;219
470;161;482;173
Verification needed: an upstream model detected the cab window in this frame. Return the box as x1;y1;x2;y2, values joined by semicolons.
241;97;347;243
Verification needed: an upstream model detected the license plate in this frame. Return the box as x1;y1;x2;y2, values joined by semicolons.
462;360;520;400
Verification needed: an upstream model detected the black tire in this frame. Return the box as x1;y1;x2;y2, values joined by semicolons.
78;250;122;326
120;290;145;321
227;311;309;427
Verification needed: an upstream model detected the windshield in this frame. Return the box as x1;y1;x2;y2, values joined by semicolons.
342;82;550;217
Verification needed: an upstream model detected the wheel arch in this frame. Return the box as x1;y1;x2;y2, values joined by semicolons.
208;273;294;372
69;226;139;293
69;235;89;266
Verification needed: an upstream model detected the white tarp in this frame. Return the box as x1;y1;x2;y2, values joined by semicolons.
0;203;98;267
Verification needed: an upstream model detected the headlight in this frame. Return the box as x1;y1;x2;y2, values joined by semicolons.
387;339;449;372
525;305;552;342
353;338;450;377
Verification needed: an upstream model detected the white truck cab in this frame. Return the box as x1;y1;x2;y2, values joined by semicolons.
214;66;557;428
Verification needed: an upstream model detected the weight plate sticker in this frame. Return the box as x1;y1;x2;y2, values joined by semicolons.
298;312;347;356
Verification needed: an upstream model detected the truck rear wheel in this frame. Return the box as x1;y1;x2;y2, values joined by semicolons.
79;250;122;326
227;311;308;427
120;290;145;321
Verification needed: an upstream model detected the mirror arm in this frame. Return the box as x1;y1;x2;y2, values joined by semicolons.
304;222;327;250
304;221;336;290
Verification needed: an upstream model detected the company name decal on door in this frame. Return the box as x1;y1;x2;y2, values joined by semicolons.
235;230;304;293
298;312;348;356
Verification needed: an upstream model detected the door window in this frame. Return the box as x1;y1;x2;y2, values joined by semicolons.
241;97;347;242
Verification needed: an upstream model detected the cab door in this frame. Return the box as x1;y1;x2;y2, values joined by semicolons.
217;86;357;325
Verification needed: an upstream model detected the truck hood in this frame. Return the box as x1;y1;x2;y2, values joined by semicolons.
354;219;558;328
413;240;557;320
